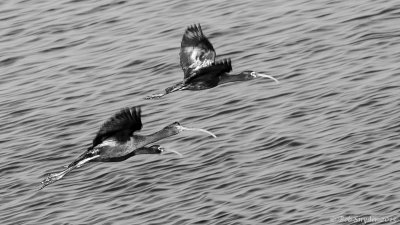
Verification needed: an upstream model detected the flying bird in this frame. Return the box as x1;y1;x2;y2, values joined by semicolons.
145;24;279;99
40;106;216;189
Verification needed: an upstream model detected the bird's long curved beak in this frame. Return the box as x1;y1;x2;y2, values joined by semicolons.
255;72;279;84
177;125;217;138
160;147;183;157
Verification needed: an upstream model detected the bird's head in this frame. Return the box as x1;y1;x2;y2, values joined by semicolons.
163;121;217;138
147;144;184;157
134;145;165;155
163;122;183;136
147;145;165;154
239;70;279;83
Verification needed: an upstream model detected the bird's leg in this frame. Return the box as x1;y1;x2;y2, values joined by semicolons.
39;166;75;190
144;82;185;100
76;155;99;167
219;72;279;84
144;93;166;99
39;155;99;190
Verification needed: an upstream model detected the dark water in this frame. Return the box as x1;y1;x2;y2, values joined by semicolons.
1;0;400;224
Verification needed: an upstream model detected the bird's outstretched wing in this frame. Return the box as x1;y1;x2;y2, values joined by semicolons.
180;24;216;79
184;58;232;84
92;107;142;147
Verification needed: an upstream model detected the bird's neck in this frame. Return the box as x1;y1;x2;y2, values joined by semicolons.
219;73;246;84
135;147;158;155
132;129;169;149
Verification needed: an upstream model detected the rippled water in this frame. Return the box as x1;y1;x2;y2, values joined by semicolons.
1;0;400;224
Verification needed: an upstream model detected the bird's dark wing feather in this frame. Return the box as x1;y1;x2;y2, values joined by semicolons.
184;58;232;84
180;24;216;79
92;107;142;147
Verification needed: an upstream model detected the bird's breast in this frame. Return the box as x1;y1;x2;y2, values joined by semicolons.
94;139;132;161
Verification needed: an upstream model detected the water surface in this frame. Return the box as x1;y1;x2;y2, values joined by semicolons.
1;0;399;224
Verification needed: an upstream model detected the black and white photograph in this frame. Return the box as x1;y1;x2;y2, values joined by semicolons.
1;0;399;224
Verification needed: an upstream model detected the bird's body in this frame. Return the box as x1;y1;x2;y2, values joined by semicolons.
146;24;279;99
40;106;216;189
